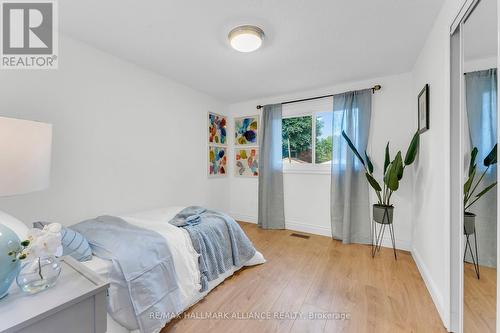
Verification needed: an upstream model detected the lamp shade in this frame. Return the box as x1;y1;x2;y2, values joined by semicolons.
0;117;52;197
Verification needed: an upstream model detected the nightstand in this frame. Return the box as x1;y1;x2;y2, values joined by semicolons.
0;256;109;333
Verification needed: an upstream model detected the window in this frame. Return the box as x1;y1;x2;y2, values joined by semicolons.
315;112;333;164
282;116;313;164
281;98;334;171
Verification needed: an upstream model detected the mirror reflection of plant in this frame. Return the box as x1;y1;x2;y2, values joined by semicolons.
342;131;420;206
464;144;498;212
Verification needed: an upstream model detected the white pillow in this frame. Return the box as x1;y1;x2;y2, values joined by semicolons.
0;210;29;239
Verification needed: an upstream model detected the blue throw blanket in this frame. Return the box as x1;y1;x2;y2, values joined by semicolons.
169;206;256;291
71;216;182;333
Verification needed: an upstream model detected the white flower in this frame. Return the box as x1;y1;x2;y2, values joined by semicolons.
45;223;63;257
23;224;63;259
26;228;43;242
43;223;62;234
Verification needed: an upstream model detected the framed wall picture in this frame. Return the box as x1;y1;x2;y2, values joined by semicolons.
208;112;227;145
235;148;259;177
418;84;429;133
208;145;227;177
234;115;258;146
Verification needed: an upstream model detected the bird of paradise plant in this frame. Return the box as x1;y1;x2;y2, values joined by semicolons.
342;131;420;206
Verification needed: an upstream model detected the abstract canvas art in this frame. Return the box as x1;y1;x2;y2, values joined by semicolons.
208;112;227;145
208;146;227;176
235;148;259;177
235;116;258;145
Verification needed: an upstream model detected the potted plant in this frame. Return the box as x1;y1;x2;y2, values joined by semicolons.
464;145;497;236
342;130;419;258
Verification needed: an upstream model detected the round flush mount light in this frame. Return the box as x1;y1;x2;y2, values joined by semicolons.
228;25;265;53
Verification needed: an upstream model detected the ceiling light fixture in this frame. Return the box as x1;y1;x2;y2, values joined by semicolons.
228;25;265;53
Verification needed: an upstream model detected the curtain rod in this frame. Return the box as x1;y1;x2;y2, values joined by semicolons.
255;84;382;109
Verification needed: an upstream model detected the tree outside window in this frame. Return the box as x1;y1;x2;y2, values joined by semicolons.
281;111;334;166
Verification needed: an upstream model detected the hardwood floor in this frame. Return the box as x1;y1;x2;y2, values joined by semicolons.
464;263;496;333
162;222;446;333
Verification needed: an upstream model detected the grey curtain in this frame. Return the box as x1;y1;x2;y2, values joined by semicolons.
330;89;372;243
258;104;285;229
465;69;497;267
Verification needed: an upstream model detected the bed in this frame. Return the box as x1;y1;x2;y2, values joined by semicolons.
79;206;265;333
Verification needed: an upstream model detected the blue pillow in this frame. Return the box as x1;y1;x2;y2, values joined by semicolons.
33;222;92;262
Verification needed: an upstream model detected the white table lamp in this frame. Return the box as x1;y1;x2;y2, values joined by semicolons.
0;116;52;299
0;116;52;197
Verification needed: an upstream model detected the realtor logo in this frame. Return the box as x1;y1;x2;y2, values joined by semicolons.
1;0;58;69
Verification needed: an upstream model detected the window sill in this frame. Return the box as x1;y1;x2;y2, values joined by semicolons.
282;168;331;175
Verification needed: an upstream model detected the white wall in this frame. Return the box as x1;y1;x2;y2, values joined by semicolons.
464;56;497;72
411;0;463;329
228;72;415;250
0;36;229;226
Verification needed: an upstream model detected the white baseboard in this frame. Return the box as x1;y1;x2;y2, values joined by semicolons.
411;246;447;329
285;220;331;237
374;228;411;251
230;212;411;251
231;213;257;224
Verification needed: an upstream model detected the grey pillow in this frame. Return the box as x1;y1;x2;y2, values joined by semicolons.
33;222;92;262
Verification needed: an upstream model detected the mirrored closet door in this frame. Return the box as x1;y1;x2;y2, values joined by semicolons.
463;1;497;331
451;0;498;332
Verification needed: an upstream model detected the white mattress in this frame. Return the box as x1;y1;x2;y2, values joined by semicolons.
81;206;265;333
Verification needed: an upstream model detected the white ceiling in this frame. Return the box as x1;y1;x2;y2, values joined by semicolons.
61;0;445;103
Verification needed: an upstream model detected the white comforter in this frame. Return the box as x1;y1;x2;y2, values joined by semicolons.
81;206;265;333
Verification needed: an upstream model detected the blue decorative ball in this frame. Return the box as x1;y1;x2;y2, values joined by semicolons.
0;224;21;299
